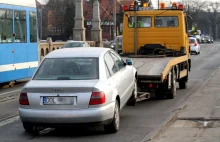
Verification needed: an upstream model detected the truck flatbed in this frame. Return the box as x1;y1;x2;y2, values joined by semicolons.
124;55;189;82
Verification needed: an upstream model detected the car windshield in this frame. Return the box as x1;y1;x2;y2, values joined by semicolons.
189;39;196;43
34;58;99;80
113;37;122;44
64;42;84;48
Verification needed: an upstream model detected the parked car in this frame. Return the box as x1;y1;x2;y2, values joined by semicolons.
19;48;137;133
189;37;200;55
55;40;63;42
103;39;111;48
39;40;46;43
110;35;122;53
63;41;90;48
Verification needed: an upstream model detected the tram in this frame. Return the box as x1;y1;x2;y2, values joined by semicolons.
0;0;38;83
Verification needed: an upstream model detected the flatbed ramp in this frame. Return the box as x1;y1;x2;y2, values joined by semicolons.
131;57;175;76
123;55;189;81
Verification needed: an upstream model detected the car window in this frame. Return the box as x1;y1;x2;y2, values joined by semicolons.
105;63;110;78
104;52;119;75
189;39;196;43
34;58;99;80
109;51;125;70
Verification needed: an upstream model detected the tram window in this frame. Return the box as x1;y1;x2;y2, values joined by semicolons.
29;12;37;43
14;11;26;43
0;9;13;43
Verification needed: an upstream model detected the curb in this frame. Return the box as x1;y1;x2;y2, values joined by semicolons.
140;68;220;142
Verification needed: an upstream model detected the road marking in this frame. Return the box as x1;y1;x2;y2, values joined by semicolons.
0;116;19;127
0;89;21;96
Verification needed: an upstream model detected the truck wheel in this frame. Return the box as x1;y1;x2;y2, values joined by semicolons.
127;79;137;106
104;101;120;133
166;72;176;99
179;79;187;89
155;85;166;100
155;89;165;99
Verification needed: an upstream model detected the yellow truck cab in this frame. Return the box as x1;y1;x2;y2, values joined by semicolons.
122;1;191;100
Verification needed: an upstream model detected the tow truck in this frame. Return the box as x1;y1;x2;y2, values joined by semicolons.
123;1;192;101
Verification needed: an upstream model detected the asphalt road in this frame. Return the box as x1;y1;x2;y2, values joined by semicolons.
0;42;219;142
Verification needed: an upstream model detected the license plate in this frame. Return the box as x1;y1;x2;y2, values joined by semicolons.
43;97;75;105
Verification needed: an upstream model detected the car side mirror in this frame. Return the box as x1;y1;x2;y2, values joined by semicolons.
126;59;133;65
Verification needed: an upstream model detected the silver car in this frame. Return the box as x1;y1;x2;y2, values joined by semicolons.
63;41;90;48
19;47;137;133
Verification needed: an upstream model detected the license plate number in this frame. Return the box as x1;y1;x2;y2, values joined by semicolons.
43;97;75;105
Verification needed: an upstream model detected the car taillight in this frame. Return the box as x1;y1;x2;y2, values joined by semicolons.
194;43;197;46
19;92;29;105
89;92;106;105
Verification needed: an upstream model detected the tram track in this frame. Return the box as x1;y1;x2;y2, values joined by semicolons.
0;80;28;102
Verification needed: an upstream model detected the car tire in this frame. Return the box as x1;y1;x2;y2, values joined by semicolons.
104;101;120;133
23;122;34;133
166;71;176;99
127;79;137;106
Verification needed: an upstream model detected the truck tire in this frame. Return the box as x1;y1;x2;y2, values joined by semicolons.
179;81;187;89
155;85;166;99
166;71;176;99
127;79;137;106
155;89;165;99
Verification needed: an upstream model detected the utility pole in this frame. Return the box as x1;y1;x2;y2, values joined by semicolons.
158;0;159;9
113;0;116;39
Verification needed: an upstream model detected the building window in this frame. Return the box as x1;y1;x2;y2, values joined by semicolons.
14;11;27;43
29;12;37;42
0;9;13;43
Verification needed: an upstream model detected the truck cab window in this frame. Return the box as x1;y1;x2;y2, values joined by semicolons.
128;16;152;28
155;16;178;27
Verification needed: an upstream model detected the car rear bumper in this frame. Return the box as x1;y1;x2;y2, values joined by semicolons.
19;102;115;124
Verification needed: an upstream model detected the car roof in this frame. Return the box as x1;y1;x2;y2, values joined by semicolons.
46;47;111;58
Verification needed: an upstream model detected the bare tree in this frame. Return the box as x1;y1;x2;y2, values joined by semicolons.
207;1;220;39
46;0;66;35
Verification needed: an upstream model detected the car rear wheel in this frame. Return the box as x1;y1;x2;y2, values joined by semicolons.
23;122;34;133
104;101;120;133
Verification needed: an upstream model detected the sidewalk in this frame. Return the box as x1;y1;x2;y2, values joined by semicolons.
151;68;220;142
